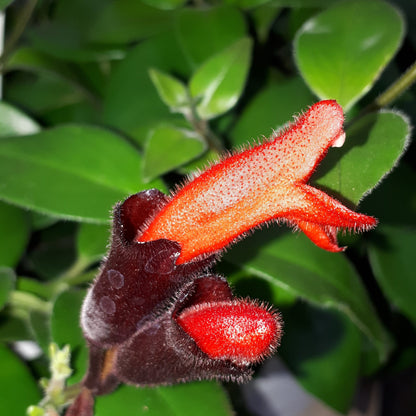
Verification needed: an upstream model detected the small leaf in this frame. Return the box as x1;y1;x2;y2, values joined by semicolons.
280;303;361;413
0;268;15;310
0;344;41;414
0;101;40;138
29;310;51;354
51;289;87;383
0;0;13;11
225;228;392;360
294;0;404;110
316;110;411;204
95;381;233;416
0;125;164;222
190;37;253;119
143;125;206;181
369;226;416;325
149;68;189;111
0;201;30;268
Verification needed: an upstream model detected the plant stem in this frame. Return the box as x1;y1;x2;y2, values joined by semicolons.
10;290;51;314
374;61;416;109
0;0;38;69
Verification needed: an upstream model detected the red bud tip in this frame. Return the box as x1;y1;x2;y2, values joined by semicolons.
177;300;282;364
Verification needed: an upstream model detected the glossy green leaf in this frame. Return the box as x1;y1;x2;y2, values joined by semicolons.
280;303;361;413
229;76;314;146
0;101;40;137
0;125;163;222
51;289;87;383
143;125;206;181
149;68;189;111
225;228;391;360
176;6;247;69
294;0;404;110
316;110;411;205
0;201;30;268
96;382;233;416
0;268;15;310
190;37;252;119
77;223;109;266
0;344;41;414
369;226;416;325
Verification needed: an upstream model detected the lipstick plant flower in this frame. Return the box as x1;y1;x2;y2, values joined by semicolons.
76;100;377;414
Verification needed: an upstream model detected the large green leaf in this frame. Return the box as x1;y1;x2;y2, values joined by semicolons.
190;37;252;120
143;125;206;181
95;382;233;416
0;101;40;137
0;201;30;268
280;303;361;413
316;110;411;204
369;226;416;325
229;76;315;146
0;343;41;414
0;125;163;222
51;289;87;383
225;228;391;360
294;0;404;110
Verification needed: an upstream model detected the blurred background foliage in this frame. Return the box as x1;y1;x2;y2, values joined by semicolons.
0;0;415;415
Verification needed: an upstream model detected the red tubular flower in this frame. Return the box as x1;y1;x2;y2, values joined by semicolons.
139;100;377;263
76;100;377;409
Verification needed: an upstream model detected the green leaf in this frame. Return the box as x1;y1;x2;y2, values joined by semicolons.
190;37;252;119
29;310;51;354
225;228;392;360
294;0;404;110
0;344;41;414
0;101;40;138
51;289;87;383
280;303;361;413
176;6;247;69
0;201;30;268
143;125;206;181
229;76;315;146
103;32;189;144
88;0;175;44
0;316;32;342
316;110;411;204
149;68;189;111
369;226;416;325
96;382;233;416
77;223;109;266
0;125;164;223
0;268;15;310
0;0;13;10
142;0;187;10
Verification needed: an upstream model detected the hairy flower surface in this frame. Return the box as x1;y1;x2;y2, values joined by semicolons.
139;100;377;263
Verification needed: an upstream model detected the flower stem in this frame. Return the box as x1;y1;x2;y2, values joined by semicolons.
9;290;51;314
374;61;416;109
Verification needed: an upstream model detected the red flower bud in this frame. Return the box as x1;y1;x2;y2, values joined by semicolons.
177;300;282;365
138;100;377;263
